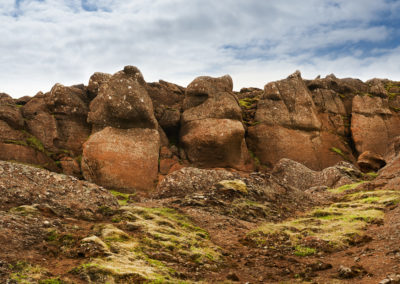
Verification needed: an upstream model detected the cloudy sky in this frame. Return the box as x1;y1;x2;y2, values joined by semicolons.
1;0;400;97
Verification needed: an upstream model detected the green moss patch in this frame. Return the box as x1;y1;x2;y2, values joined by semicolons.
8;261;61;283
247;189;400;255
109;190;135;206
328;181;367;194
238;97;259;109
75;206;221;283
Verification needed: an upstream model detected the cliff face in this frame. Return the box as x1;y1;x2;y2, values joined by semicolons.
2;67;400;194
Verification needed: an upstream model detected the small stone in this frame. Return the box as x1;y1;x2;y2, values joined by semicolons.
226;272;240;281
338;265;355;279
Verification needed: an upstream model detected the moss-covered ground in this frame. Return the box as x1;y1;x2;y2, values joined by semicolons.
247;183;400;255
74;206;222;283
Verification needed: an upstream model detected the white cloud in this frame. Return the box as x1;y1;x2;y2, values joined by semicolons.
0;0;399;97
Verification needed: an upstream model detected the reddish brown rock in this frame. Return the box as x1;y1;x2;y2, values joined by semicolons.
25;112;58;150
0;143;58;171
21;92;49;119
60;156;82;178
13;96;31;105
88;66;158;130
0;120;24;141
180;75;252;171
81;127;160;194
0;93;24;129
159;158;178;175
45;83;89;117
257;71;321;131
351;95;400;156
359;153;400;191
248;124;350;169
366;78;388;97
185;75;233;102
248;71;353;170
182;91;242;123
181;118;251;170
146;80;185;135
87;72;112;99
357;151;386;172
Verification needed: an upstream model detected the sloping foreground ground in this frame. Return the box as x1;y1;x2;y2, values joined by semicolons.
0;160;400;283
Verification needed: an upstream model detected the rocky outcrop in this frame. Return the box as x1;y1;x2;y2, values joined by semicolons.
0;161;119;219
82;127;160;194
248;71;353;170
180;75;252;170
87;66;158;130
22;84;91;156
359;152;400;191
0;93;24;129
156;167;314;222
83;66;162;194
351;95;400;156
357;151;386;172
156;167;240;198
146;80;185;137
272;158;362;191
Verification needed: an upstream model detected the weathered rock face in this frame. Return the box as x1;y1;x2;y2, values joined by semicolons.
181;118;250;169
180;75;252;170
22;86;91;155
248;71;352;170
88;66;158;130
0;143;58;172
87;72;112;99
357;151;386;172
351;95;400;157
359;153;400;191
0;93;24;129
272;158;362;191
82;127;160;194
146;80;185;136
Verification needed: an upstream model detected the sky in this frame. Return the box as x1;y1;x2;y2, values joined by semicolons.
1;0;400;97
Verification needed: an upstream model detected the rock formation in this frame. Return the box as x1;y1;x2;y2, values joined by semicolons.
0;67;400;283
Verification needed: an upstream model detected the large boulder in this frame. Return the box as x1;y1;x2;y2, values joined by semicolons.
0;93;24;129
181;118;251;169
180;75;252;171
81;127;160;194
46;84;91;154
22;87;92;155
87;72;112;99
272;158;362;191
351;95;400;156
88;66;158;130
248;71;352;170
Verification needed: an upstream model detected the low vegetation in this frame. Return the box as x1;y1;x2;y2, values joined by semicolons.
74;206;221;283
247;183;400;255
